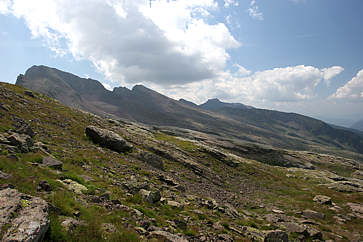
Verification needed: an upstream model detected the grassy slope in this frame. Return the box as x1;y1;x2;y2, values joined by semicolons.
0;82;362;241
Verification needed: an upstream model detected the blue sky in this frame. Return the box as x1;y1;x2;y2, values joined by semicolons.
0;0;362;126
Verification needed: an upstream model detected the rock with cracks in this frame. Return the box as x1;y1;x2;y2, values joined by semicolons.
0;188;49;242
85;126;132;153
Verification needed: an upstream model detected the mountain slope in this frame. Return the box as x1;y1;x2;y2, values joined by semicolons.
1;82;362;241
16;65;363;156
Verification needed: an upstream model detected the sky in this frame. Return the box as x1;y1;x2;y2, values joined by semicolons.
0;0;362;127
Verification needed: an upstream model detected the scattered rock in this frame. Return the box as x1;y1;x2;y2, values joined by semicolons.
0;170;11;180
138;151;164;170
272;209;285;214
80;175;94;182
303;209;325;220
313;195;332;205
158;174;178;186
264;230;288;242
167;201;183;209
346;202;363;219
0;188;49;242
101;223;118;234
16;123;35;138
122;181;149;194
24;90;36;98
58;179;87;194
174;219;187;230
352;170;363;180
306;227;323;240
7;133;33;153
61;217;82;232
37;180;52;192
139;189;161;204
85;126;132;153
327;181;363;193
148;230;188;242
42;157;63;170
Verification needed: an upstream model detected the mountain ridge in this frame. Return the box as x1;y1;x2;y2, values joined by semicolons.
15;65;363;156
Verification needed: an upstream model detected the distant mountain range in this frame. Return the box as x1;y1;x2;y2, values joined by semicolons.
16;65;363;155
351;120;363;132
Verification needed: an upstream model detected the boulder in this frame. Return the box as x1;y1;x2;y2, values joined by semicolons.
313;195;332;205
148;231;188;242
302;209;325;220
138;151;164;170
85;126;132;153
0;188;49;242
139;189;161;203
42;157;63;170
264;230;288;242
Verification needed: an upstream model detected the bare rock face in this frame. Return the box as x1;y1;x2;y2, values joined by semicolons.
85;126;132;153
0;188;49;242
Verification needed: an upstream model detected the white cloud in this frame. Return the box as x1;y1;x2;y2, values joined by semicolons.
248;0;263;21
224;0;238;8
2;0;239;85
149;65;342;104
331;69;363;100
322;66;344;85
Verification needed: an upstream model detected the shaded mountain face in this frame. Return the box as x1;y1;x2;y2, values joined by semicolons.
351;120;363;131
16;65;363;155
199;98;253;111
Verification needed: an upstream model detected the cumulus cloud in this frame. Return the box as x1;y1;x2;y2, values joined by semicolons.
2;0;239;85
322;66;344;85
331;69;363;100
150;65;343;104
248;0;263;21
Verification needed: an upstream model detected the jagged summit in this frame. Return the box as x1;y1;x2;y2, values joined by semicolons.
199;98;253;111
15;65;363;154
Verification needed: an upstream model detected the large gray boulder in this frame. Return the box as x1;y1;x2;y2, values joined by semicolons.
85;126;132;153
0;188;49;242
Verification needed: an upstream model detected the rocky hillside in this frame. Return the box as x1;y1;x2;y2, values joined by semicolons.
16;65;363;156
1;82;363;241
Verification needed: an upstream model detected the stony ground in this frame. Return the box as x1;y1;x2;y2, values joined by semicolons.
0;82;362;241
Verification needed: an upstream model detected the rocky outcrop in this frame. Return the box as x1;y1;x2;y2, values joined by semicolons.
85;126;132;153
0;188;49;241
7;133;33;153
